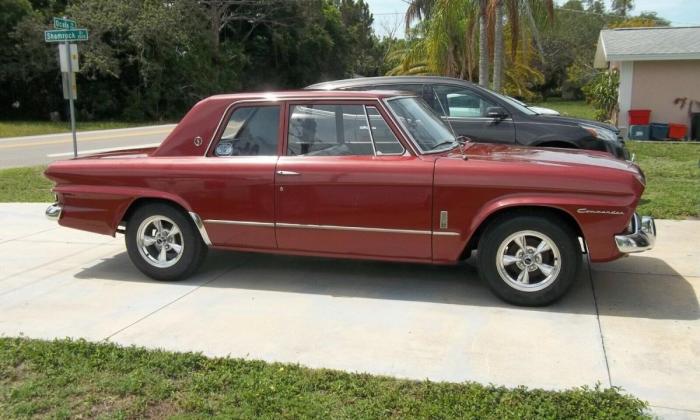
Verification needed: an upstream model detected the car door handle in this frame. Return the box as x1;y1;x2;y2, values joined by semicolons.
276;170;300;176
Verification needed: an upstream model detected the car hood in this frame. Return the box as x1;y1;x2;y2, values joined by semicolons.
532;114;619;133
450;142;636;172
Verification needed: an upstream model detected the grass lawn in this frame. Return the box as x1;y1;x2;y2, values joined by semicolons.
532;99;596;121
628;142;700;219
0;120;151;138
0;167;53;202
0;337;649;419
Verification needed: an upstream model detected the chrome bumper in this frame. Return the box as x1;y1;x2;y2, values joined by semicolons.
615;213;656;253
45;203;63;221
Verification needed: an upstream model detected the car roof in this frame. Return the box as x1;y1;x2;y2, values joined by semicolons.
306;76;476;90
204;89;411;102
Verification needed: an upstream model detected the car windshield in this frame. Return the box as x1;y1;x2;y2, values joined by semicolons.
386;97;457;153
491;91;538;116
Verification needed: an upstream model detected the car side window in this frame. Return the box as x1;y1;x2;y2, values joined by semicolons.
365;106;404;155
214;105;280;156
288;104;375;156
433;85;497;118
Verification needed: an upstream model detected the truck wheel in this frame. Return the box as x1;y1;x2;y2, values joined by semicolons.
125;203;207;281
477;215;580;306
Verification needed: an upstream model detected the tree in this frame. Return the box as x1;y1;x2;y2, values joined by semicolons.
492;0;504;91
611;0;633;17
478;0;488;86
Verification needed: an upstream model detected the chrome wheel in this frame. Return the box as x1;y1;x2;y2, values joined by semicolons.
495;230;561;292
136;215;184;268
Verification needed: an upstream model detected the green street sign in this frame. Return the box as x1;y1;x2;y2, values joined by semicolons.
44;29;88;43
53;17;76;30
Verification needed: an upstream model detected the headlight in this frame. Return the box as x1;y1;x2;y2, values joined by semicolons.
579;123;617;141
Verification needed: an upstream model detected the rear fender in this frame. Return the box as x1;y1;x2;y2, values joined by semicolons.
54;185;192;236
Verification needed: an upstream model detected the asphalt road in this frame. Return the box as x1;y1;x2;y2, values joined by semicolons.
0;124;176;169
1;203;698;418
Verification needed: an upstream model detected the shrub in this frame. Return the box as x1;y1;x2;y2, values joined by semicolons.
582;69;619;122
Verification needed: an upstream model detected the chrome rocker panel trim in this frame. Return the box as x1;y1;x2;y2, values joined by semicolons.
615;213;656;253
45;203;63;221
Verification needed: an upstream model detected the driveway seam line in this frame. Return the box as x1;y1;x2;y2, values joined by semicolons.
587;255;613;388
0;227;59;245
0;244;120;298
0;243;111;283
104;261;245;341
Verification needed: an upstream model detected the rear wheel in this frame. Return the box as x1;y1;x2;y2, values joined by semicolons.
477;215;580;306
125;203;207;281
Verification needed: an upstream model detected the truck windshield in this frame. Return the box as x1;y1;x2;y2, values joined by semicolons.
386;97;457;153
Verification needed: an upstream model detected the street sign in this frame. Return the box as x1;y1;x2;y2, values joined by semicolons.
61;72;77;100
53;17;76;30
58;44;79;72
44;29;88;43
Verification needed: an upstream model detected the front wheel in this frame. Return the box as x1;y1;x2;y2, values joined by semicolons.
477;215;580;306
125;203;207;281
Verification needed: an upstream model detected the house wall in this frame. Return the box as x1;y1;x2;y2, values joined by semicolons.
629;60;700;131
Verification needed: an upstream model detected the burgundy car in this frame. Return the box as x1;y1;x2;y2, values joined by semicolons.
44;90;656;306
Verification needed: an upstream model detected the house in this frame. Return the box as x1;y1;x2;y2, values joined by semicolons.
594;26;700;138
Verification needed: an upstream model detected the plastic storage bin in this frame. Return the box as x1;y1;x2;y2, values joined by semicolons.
668;123;687;140
628;125;650;140
628;109;651;125
649;123;668;140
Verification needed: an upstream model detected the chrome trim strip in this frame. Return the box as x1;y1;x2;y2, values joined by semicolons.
205;219;275;228
432;231;460;237
188;212;212;246
199;218;462;237
614;213;656;253
276;222;437;235
45;203;62;222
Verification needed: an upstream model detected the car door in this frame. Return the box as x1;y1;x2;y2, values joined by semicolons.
196;102;282;250
275;100;434;261
431;84;516;144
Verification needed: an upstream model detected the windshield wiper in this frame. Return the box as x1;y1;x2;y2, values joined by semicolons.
430;140;457;150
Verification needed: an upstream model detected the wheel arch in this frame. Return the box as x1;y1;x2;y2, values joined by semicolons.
117;196;210;246
461;205;586;259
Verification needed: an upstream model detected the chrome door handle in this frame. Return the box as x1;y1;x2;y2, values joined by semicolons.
276;170;300;176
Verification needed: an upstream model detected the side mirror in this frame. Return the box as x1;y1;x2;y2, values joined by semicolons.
486;106;508;119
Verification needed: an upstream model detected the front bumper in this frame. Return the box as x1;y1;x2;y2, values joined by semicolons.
45;203;63;221
615;213;656;253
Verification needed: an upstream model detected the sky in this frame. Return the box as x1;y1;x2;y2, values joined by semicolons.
365;0;700;38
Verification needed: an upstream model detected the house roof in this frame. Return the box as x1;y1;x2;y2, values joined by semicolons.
594;26;700;68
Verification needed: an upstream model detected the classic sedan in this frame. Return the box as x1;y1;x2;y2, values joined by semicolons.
44;90;656;306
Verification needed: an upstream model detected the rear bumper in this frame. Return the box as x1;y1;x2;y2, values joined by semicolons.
45;203;63;221
615;213;656;253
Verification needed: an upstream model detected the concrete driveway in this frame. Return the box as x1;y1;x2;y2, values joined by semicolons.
0;203;698;418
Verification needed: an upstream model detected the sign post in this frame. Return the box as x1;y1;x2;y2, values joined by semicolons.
45;18;88;158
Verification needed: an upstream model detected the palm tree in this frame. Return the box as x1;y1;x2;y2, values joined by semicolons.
492;0;504;91
478;0;489;87
492;0;554;92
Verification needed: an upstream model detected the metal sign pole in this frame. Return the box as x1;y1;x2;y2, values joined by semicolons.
64;40;77;158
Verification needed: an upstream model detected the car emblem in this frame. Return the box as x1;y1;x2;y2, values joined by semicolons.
577;208;624;215
193;136;203;147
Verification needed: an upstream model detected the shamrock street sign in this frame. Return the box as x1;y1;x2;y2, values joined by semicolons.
53;17;76;30
44;29;89;43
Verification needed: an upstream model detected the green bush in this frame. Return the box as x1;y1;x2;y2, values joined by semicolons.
582;69;619;122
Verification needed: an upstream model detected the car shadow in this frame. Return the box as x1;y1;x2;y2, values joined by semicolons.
74;250;698;321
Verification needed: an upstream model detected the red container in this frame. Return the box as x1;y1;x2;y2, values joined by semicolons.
668;123;687;140
628;109;651;125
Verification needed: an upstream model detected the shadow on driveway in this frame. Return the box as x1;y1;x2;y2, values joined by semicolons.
74;250;699;321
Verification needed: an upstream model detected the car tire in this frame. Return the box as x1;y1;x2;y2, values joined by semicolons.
125;203;207;281
477;215;580;306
